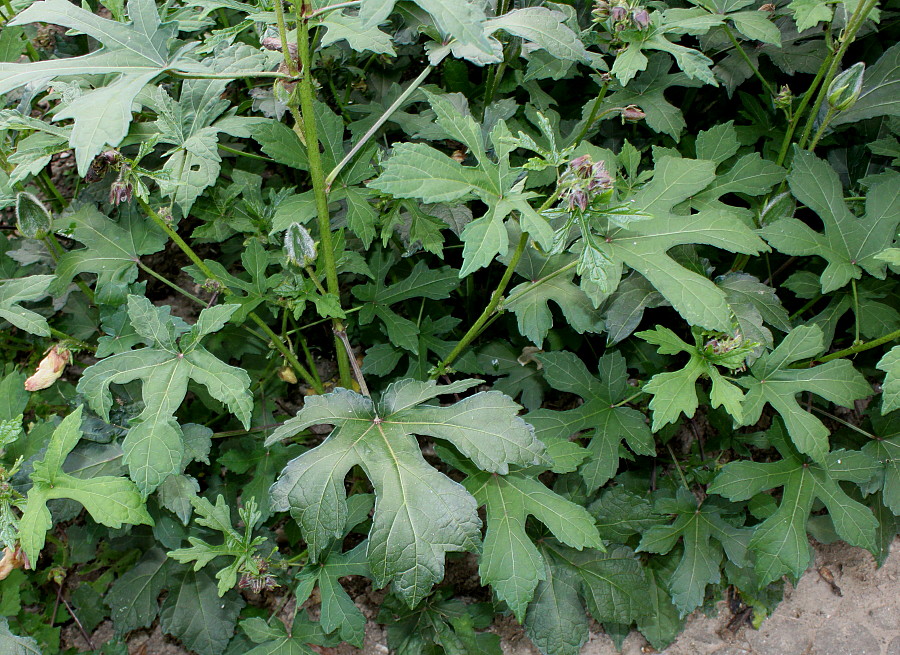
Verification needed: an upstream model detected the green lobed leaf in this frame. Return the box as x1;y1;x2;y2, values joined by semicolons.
267;379;544;607
736;325;872;463
0;275;54;336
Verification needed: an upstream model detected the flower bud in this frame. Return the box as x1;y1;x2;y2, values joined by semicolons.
15;192;51;239
774;84;793;110
592;0;610;21
610;5;628;21
632;9;650;29
24;345;71;392
284;222;317;267
621;104;646;122
827;62;865;112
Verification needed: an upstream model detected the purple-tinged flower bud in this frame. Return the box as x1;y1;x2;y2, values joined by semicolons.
592;0;610;21
610;5;628;21
621;105;646;122
632;9;650;29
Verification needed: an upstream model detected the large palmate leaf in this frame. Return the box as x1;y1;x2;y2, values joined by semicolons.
760;149;900;293
637;488;750;616
0;617;40;655
709;420;878;585
78;297;252;494
105;548;174;635
2;0;223;174
638;326;751;431
369;91;555;277
463;466;602;621
159;568;245;655
360;0;495;58
601;55;703;139
241;613;336;655
524;541;651;655
51;205;167;304
0;274;54;336
267;378;544;607
864;413;900;515
579;155;769;331
736;325;871;463
19;406;152;563
527;351;654;491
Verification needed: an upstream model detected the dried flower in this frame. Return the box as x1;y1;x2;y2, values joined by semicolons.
109;179;133;206
0;546;28;579
759;3;775;11
85;150;121;183
24;345;71;392
277;365;298;384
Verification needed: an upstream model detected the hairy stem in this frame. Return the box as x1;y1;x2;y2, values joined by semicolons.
297;1;353;388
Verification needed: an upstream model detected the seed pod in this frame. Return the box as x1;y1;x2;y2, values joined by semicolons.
827;62;865;112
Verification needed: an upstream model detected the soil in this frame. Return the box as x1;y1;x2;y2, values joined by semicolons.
63;537;900;655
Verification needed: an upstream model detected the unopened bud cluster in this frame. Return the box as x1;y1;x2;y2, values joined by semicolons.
559;155;614;212
593;0;651;31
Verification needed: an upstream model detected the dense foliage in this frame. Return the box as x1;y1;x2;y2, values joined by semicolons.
0;0;898;652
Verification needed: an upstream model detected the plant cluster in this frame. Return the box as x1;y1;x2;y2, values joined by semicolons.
0;0;898;653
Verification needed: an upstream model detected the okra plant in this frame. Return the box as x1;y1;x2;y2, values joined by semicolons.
0;0;897;653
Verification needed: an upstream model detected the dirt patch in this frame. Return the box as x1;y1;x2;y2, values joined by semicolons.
70;539;900;654
492;537;900;655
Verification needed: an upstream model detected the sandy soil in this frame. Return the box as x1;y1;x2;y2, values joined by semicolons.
66;538;900;654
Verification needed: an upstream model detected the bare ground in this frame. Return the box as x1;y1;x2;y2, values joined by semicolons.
67;538;900;654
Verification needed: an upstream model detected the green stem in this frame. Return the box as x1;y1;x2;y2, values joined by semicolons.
808;405;878;440
503;259;578;306
217;143;276;163
169;70;292;80
250;313;324;392
851;278;861;345
807;106;837;151
611;389;645;408
138;262;207;306
723;25;775;98
793;328;900;367
788;293;822;320
774;51;833;167
432;232;529;377
137;197;322;392
272;0;297;76
308;1;361;19
667;443;690;490
48;328;92;351
297;2;352;389
40;171;66;211
325;64;433;190
797;0;878;149
571;81;610;147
